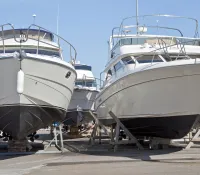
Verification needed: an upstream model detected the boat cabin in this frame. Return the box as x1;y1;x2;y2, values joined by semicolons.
103;15;200;83
74;64;97;88
0;28;60;57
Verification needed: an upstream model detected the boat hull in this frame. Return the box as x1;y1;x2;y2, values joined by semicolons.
0;56;76;139
64;88;98;125
0;105;66;139
100;115;199;139
95;63;200;139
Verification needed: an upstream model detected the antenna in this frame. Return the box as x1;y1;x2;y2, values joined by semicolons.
136;0;139;34
32;14;36;24
57;4;60;36
56;4;60;43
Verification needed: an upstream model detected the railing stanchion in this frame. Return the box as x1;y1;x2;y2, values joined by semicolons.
2;26;5;54
37;28;41;55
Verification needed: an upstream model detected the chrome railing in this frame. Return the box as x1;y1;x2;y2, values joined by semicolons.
100;37;200;89
0;23;16;53
0;23;77;63
111;14;199;50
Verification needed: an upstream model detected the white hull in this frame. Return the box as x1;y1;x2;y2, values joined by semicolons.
0;56;76;109
96;63;200;120
0;55;76;139
65;88;99;125
95;63;200;138
68;88;99;111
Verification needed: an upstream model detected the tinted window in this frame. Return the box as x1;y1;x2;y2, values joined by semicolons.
107;69;112;75
122;56;135;65
189;55;200;59
1;49;60;57
75;82;84;86
38;50;60;57
75;81;96;87
162;54;189;62
114;61;123;72
136;55;163;63
75;65;92;71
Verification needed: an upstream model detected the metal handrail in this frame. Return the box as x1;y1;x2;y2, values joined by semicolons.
110;14;199;50
26;24;77;63
119;14;199;37
101;37;200;89
111;25;184;48
132;38;199;63
107;35;200;71
0;23;77;63
0;23;16;53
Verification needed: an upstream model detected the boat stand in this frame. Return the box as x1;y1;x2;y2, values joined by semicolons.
108;111;144;151
185;128;200;149
89;110;144;151
37;123;65;153
184;116;200;149
88;111;112;145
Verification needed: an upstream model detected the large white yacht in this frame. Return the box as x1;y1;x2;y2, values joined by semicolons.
95;14;200;139
64;61;99;126
0;24;77;140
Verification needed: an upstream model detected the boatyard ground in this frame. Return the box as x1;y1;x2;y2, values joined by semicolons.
1;149;200;175
1;137;200;175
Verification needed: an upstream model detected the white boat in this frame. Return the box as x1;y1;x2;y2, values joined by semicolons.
0;24;77;140
95;14;200;139
64;62;99;125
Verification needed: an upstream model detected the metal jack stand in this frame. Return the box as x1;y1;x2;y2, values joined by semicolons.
184;116;200;149
89;111;112;145
109;111;144;151
37;123;65;153
89;110;144;151
185;128;200;149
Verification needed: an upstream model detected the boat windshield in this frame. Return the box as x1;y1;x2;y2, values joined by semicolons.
0;29;53;41
0;48;60;57
75;80;97;88
75;65;92;71
112;37;200;51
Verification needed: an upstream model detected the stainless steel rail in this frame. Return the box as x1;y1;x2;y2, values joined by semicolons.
0;23;77;63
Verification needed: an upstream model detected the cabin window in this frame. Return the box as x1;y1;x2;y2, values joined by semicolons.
162;54;189;62
122;56;135;65
75;82;83;86
38;50;60;57
188;55;200;59
120;38;132;45
74;65;92;71
107;69;112;76
114;61;123;72
85;81;97;87
136;55;163;63
75;81;96;87
106;69;112;80
0;48;60;57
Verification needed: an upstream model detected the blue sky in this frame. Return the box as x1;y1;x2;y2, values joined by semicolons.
1;0;200;78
